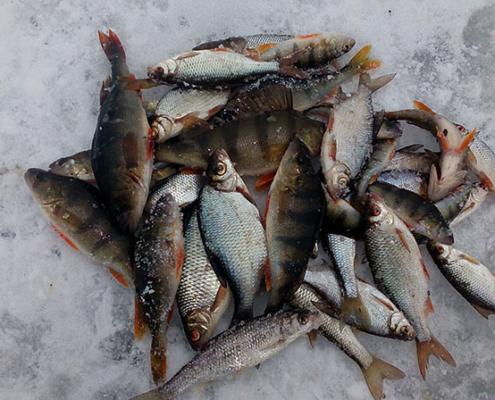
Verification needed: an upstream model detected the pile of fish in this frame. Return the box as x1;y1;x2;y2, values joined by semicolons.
25;29;495;400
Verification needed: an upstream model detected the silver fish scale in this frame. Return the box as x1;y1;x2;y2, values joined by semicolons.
176;51;280;82
153;311;320;398
324;233;358;298
468;136;495;185
290;284;373;369
365;229;431;342
377;170;426;195
244;33;293;47
147;173;204;212
199;186;266;317
177;211;221;318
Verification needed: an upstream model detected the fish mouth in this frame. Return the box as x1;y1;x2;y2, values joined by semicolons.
24;168;45;190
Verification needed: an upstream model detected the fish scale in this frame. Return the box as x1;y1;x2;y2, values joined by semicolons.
467;136;495;190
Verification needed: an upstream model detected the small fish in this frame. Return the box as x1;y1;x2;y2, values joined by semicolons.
305;268;414;340
134;194;184;384
193;33;293;52
369;181;453;244
147;49;304;86
323;188;363;238
365;193;455;378
24;169;133;288
434;182;476;225
383;145;439;175
92;30;153;233
151;87;230;143
264;139;324;311
321;73;395;199
428;242;495;318
130;310;323;400
177;210;231;350
290;284;405;400
377;170;428;197
48;150;95;183
466;135;495;191
155;111;323;176
198;150;267;321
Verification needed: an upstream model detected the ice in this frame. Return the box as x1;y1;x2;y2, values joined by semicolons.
1;0;495;399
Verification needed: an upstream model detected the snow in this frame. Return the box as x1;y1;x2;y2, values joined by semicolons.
1;0;495;399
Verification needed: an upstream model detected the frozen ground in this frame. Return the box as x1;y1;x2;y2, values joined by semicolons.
1;0;495;399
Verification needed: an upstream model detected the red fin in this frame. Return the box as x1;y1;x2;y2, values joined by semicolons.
416;336;456;379
362;356;405;400
347;44;381;72
150;335;167;384
420;260;430;280
134;296;148;340
176;51;200;60
98;29;126;64
176;113;210;130
211;47;230;52
296;33;320;39
256;43;277;53
472;303;495;319
413;100;435;114
167;307;174;324
207;104;226;118
424;296;434;318
435;127;450;153
395;228;411;253
307;330;318;348
263;259;272;292
108;268;129;288
179;166;204;175
255;172;276;191
262;193;271;227
99;76;112;106
52;225;78;251
211;285;230;313
118;76;158;91
458;128;476;153
176;246;185;280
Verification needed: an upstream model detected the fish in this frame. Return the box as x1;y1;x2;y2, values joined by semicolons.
449;184;488;226
177;210;231;350
151;87;230;143
434;182;476;225
290;284;405;400
219;45;381;119
48;150;95;183
383;145;439;175
377;170;428;197
92;30;153;233
323;188;363;238
304;268;414;340
150;163;180;188
129;310;323;400
193;33;293;52
198;150;267;321
428;242;495;318
365;193;455;378
134;194;184;384
466;135;495;191
24;168;133;287
264;139;324;311
321;73;395;199
155;110;323;176
355;138;397;202
369;181;453;244
385;101;476;201
147;48;304;86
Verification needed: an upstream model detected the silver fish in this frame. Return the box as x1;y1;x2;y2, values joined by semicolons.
450;184;488;226
130;310;323;400
377;170;427;197
466;135;495;191
383;145;438;175
192;33;293;52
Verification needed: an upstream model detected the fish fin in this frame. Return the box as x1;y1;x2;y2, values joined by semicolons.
341;295;371;328
255;172;276;191
428;165;466;201
413;100;435;114
98;29;126;65
346;44;381;72
359;73;396;93
167;307;174;323
399;144;424;153
52;225;79;251
280;47;310;66
263;258;272;292
262;193;271;227
420;260;430;280
307;329;318;348
150;333;167;384
362;356;405;400
395;228;411;253
458;253;481;265
458;128;477;153
279;64;308;79
416;336;456;379
108;268;129;288
176;246;185;280
134;296;148;340
128;389;163;400
180;166;204;175
207;104;226;118
472;303;495;319
256;42;277;53
176;113;211;130
424;296;434;318
235;184;257;206
211;285;230;313
321;86;345;106
118;77;158;91
99;75;112;106
370;293;395;312
296;33;320;39
176;51;200;60
311;300;340;318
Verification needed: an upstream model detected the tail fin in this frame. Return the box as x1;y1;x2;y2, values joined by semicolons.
150;333;168;384
360;73;396;93
347;45;381;73
341;295;371;328
362;356;405;400
134;296;148;340
416;335;456;379
98;29;126;65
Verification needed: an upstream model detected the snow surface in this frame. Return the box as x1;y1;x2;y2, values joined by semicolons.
1;1;495;399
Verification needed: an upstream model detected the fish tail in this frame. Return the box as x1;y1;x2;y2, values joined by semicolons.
346;44;381;73
341;294;371;328
150;332;168;384
134;295;148;340
359;73;396;93
98;29;126;66
416;336;456;379
362;355;405;400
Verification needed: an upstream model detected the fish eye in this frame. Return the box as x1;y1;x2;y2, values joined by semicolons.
215;162;227;176
298;313;309;325
371;206;381;217
190;330;201;342
435;245;444;255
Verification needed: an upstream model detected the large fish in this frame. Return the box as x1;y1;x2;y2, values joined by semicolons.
466;135;495;191
365;193;455;378
48;150;95;183
304;268;414;340
198;150;267;321
177;210;231;350
92;30;153;233
155;110;323;176
369;181;453;244
130;310;323;400
428;242;495;318
264;139;324;311
290;284;405;400
134;194;184;383
321;73;395;199
24;169;133;287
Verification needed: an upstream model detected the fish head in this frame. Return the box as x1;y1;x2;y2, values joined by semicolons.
284;309;324;334
185;308;214;351
336;35;356;54
366;192;394;228
151;116;175;143
147;59;177;81
25;168;65;206
326;162;351;199
206;149;237;191
389;311;415;340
